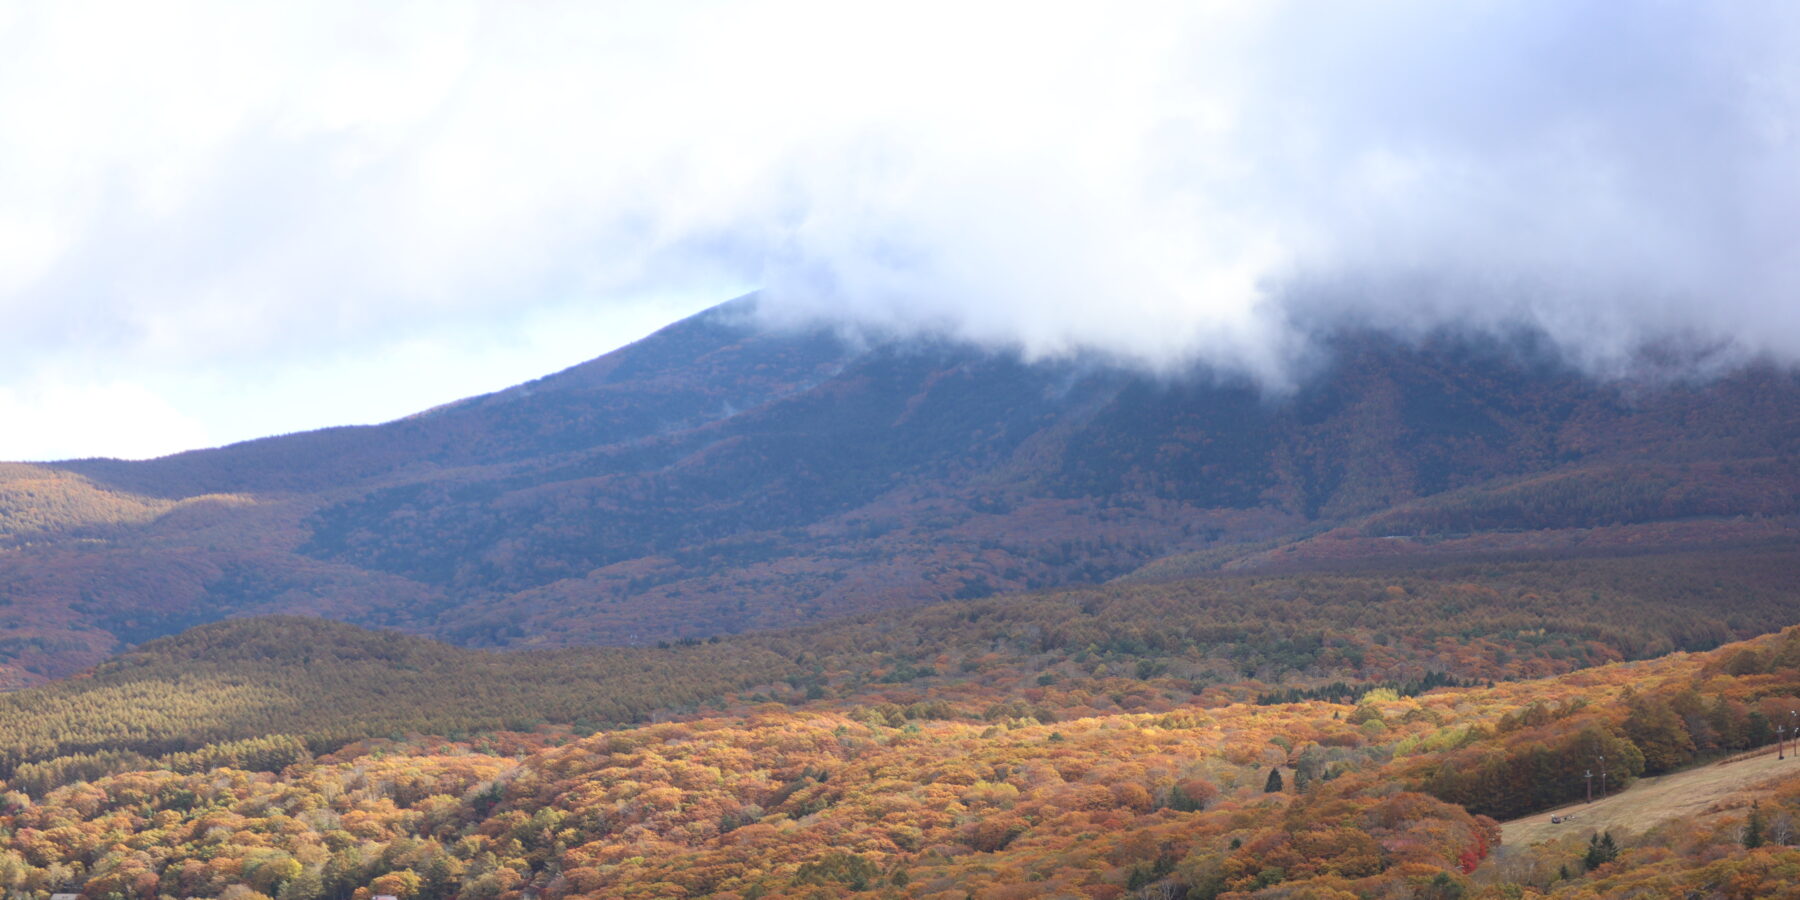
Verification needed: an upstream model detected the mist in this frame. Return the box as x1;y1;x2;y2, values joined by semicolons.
744;1;1800;381
2;1;1797;457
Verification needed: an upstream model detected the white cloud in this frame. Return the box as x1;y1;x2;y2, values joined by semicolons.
1;1;1797;458
0;377;212;462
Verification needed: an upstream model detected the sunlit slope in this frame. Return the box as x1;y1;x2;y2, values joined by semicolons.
6;591;1800;896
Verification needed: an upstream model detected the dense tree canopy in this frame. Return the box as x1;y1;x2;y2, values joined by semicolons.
4;605;1800;898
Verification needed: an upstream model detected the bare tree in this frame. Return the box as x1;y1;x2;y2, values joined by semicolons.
1771;812;1795;847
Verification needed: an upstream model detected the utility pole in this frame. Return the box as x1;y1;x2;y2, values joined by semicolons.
1597;754;1607;800
1780;724;1787;760
1585;768;1593;804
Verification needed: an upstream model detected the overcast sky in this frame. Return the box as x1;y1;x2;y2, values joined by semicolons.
3;1;1797;461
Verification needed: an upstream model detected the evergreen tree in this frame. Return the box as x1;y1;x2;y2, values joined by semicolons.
1584;832;1619;870
1264;767;1284;793
1745;802;1767;849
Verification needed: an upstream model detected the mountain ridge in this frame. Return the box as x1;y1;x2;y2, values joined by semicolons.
1;296;1796;684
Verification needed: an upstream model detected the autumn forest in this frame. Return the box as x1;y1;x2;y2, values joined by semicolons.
1;542;1799;899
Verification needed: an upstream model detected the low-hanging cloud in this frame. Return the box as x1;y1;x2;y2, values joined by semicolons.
2;1;1798;457
748;0;1800;381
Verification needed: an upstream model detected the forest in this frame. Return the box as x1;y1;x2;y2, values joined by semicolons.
6;547;1800;788
4;560;1800;897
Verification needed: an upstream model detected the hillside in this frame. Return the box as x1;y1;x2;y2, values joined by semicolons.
1;298;1798;682
1499;748;1797;849
7;582;1800;898
5;545;1800;786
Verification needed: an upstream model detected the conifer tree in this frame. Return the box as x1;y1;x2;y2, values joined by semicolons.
1745;802;1767;849
1584;832;1619;870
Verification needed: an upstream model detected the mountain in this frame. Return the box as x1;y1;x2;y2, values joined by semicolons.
2;296;1797;685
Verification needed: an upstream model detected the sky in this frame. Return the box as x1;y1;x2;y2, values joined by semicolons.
2;1;1797;461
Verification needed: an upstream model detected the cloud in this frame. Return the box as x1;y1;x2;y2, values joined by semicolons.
749;1;1800;378
0;376;212;462
1;1;1797;457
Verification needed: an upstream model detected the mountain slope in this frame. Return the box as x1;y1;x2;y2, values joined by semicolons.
2;297;1797;681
